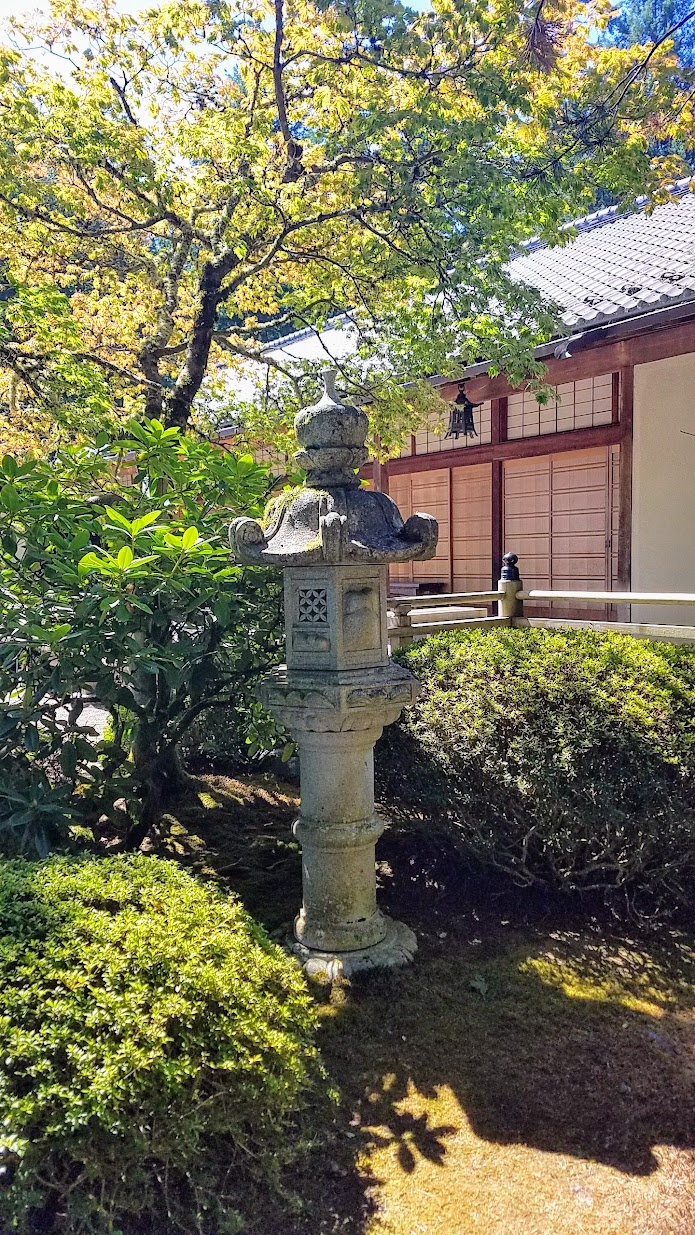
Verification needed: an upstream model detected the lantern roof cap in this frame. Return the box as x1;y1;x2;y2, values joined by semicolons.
294;369;369;489
229;369;438;568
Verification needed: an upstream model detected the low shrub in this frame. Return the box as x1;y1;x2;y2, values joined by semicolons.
0;855;323;1234
376;627;695;911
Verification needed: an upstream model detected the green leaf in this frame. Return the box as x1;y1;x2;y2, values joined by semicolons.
0;483;19;513
0;715;19;739
47;623;72;643
131;511;163;534
60;743;78;777
115;687;138;709
117;546;134;570
74;737;98;761
213;597;231;623
281;742;294;763
2;455;17;479
105;506;133;533
70;529;91;552
24;725;40;753
78;551;102;575
182;526;199;550
33;827;50;858
469;975;488;996
48;531;69;551
125;420;152;445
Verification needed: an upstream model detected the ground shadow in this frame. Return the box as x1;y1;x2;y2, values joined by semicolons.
364;827;695;1175
332;945;695;1177
167;772;695;1234
151;772;303;931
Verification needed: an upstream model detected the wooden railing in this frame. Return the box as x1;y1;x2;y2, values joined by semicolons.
388;553;695;648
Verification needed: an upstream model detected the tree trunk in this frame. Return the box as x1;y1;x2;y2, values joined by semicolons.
126;722;189;848
165;253;237;430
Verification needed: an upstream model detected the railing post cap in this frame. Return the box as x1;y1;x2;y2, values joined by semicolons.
501;552;520;582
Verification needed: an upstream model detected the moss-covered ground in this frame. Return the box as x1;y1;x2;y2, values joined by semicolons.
160;774;695;1235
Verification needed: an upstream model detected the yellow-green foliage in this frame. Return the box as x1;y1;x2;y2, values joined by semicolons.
377;628;695;910
0;855;322;1234
1;0;691;453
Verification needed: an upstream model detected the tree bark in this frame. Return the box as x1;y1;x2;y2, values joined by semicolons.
165;253;237;429
138;342;165;419
127;721;189;848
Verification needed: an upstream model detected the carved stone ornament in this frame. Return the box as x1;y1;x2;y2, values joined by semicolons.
258;662;420;733
229;370;438;567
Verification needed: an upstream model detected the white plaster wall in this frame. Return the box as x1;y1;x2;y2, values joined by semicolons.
631;352;695;625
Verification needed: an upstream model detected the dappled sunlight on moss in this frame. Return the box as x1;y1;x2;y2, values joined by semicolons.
152;772;302;932
313;928;695;1234
523;936;695;1018
196;790;223;809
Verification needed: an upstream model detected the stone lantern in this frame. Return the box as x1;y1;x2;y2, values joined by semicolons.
229;371;438;977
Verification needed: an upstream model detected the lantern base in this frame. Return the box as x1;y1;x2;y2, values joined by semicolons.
288;915;417;981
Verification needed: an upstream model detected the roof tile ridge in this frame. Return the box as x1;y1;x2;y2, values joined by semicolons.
517;177;695;257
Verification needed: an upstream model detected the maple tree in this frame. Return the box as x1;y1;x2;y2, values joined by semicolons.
0;0;691;457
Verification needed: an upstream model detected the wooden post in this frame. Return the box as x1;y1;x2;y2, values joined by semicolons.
617;365;634;622
490;397;507;587
497;552;524;622
448;466;454;594
388;600;415;650
491;459;503;588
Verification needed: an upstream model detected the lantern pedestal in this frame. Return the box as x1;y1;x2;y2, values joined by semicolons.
290;917;418;981
257;661;420;978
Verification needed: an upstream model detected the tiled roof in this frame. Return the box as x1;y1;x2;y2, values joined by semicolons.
507;179;695;331
238;182;695;397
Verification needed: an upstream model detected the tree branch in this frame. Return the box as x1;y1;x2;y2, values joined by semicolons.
165;250;241;428
109;75;139;127
273;0;304;182
214;336;303;394
72;352;154;387
0;191;168;238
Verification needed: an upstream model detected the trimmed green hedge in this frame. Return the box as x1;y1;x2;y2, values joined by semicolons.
376;628;695;910
0;855;322;1234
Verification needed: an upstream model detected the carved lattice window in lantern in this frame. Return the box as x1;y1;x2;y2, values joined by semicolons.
297;587;329;624
446;384;482;439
